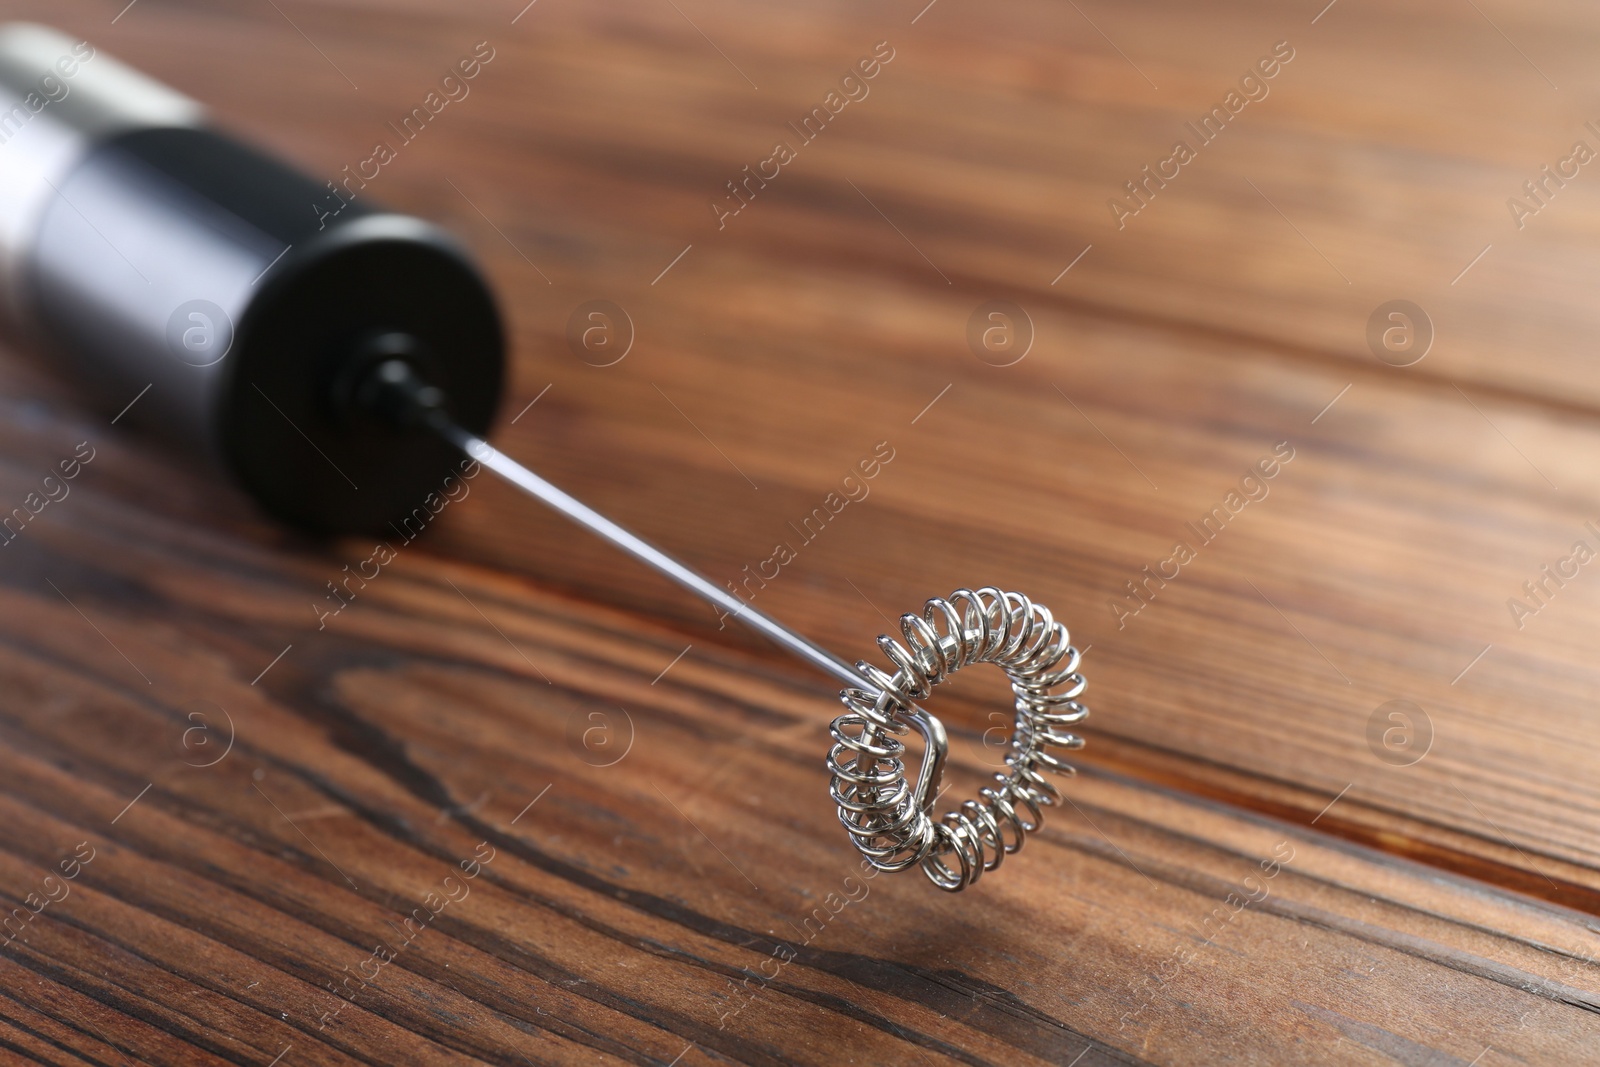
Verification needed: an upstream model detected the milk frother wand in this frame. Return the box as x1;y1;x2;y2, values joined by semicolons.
0;24;1088;890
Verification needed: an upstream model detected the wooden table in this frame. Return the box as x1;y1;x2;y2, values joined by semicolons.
4;1;1600;1063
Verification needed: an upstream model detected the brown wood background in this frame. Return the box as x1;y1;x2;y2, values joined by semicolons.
4;0;1600;1062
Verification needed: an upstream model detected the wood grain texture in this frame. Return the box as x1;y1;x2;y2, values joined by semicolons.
5;0;1600;1062
2;430;1600;1065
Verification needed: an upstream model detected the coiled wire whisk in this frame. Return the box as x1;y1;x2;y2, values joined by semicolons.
425;421;1087;890
829;588;1087;891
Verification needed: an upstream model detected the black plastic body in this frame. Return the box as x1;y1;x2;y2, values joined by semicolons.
29;126;504;535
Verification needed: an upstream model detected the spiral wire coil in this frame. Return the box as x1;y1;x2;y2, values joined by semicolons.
829;588;1087;890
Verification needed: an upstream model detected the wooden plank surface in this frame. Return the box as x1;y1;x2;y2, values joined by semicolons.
5;0;1600;1062
3;449;1600;1065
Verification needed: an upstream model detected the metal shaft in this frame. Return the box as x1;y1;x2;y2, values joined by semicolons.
436;420;871;691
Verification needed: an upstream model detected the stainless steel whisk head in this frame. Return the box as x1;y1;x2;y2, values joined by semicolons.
833;588;1087;891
